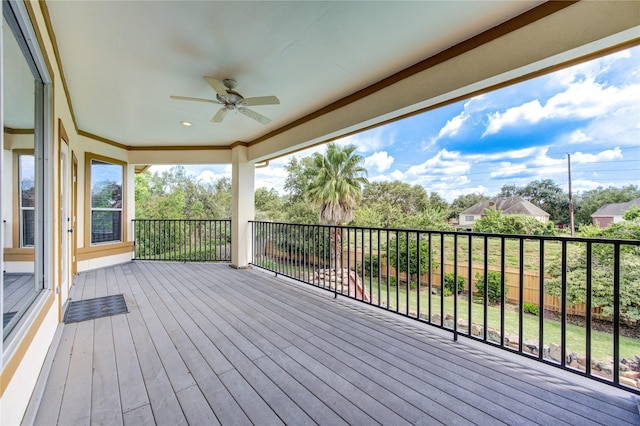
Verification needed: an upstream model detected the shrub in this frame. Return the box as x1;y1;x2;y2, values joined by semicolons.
387;233;440;285
523;302;539;316
546;221;640;322
358;255;379;277
474;207;556;236
443;272;465;294
474;271;507;304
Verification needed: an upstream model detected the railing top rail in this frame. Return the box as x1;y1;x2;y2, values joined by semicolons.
249;220;640;245
133;218;231;222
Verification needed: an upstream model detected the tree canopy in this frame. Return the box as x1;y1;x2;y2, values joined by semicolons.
133;156;638;238
306;143;368;226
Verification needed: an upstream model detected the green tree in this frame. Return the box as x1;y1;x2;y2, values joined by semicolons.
574;185;640;225
361;181;428;217
506;179;569;224
255;187;285;221
623;204;640;221
425;192;449;213
448;193;490;221
397;207;453;231
498;184;519;198
546;221;640;322
473;207;555;235
284;156;315;203
387;232;439;285
306;143;368;267
133;166;231;219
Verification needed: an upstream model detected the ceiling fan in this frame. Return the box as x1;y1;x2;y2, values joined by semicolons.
170;77;279;124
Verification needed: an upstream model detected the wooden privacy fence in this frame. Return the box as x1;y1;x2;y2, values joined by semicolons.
261;241;609;321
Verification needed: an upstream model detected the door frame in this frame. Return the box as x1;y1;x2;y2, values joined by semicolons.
57;119;72;321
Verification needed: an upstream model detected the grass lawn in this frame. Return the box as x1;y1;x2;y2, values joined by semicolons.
254;260;639;363
367;281;640;361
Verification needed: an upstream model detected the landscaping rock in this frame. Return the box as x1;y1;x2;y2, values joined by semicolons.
471;324;483;337
457;318;469;331
619;377;638;388
488;328;500;343
596;361;613;376
548;343;562;362
524;340;538;356
622;371;640;380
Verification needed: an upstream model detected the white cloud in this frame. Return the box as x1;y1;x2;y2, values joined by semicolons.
483;78;640;136
489;162;527;178
465;146;544;162
389;169;405;181
405;149;470;178
364;151;394;173
568;129;591;144
255;165;288;192
431;111;468;143
429;96;488;145
197;169;230;183
572;147;623;163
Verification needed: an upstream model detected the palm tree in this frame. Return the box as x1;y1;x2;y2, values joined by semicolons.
306;143;368;270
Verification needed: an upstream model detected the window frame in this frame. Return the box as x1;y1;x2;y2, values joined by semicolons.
12;149;35;248
85;153;127;246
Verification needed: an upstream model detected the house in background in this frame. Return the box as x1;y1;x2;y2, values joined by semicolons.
591;197;640;228
458;196;550;228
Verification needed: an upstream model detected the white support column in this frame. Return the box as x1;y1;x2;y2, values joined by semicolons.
231;145;254;269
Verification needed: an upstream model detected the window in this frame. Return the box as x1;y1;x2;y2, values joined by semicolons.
90;158;124;244
465;216;475;222
19;153;35;247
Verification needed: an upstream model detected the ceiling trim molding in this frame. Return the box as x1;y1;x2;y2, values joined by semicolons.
3;127;35;135
77;130;128;150
77;129;234;152
127;144;230;152
24;1;55;83
245;1;576;149
229;141;249;150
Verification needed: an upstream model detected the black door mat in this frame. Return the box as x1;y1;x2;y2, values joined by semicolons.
64;294;128;324
3;311;17;328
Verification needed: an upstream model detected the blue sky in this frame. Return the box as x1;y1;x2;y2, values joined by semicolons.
153;46;640;203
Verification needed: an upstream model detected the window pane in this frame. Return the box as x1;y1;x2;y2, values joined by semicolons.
91;160;123;208
20;155;35;208
21;209;35;247
91;210;122;244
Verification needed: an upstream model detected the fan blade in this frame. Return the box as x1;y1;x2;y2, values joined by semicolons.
203;77;229;99
212;107;229;123
242;96;280;107
238;107;271;124
170;95;217;104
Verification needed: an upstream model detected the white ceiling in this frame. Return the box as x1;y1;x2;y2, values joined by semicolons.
42;1;544;148
3;15;35;129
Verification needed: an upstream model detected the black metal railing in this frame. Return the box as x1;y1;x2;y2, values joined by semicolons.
250;220;640;394
133;219;231;262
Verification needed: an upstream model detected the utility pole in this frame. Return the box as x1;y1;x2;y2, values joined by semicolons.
568;154;575;237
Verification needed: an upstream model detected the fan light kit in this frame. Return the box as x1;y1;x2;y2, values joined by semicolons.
170;77;279;124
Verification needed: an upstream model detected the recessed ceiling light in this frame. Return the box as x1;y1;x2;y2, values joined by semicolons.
181;121;192;127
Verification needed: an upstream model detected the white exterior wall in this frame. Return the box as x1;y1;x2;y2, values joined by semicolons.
459;214;481;226
0;299;57;426
231;145;254;269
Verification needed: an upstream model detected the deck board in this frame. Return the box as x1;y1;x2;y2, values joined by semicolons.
3;273;34;313
30;261;640;425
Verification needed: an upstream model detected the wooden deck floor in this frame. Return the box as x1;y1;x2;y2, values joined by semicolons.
26;262;639;425
3;273;34;314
